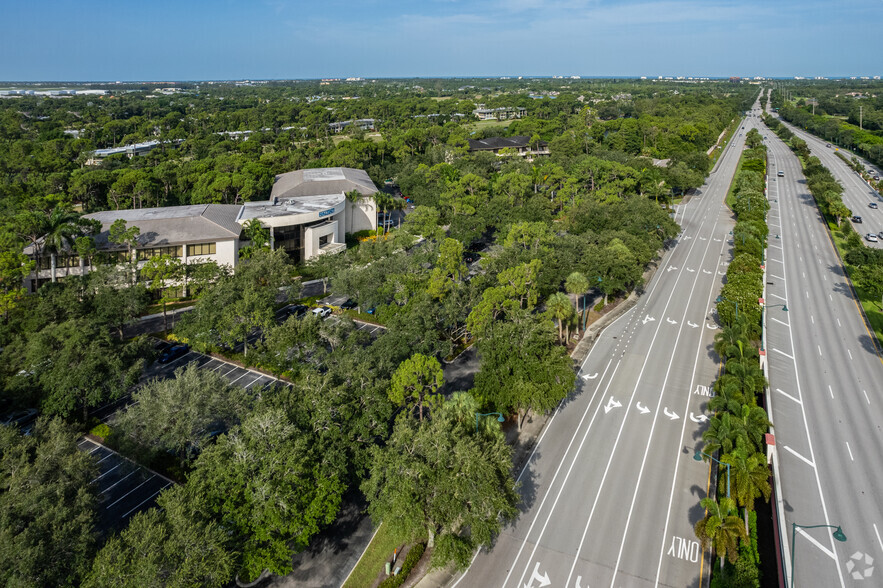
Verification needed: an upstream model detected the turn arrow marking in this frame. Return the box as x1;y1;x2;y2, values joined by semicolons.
642;314;656;324
666;317;677;324
635;402;650;414
604;396;622;414
687;321;699;328
686;267;695;272
706;323;718;329
667;265;678;272
524;562;551;588
690;412;709;423
702;269;712;274
663;407;680;420
581;372;598;380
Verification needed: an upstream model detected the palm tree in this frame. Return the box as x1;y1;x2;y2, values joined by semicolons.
713;321;750;361
721;446;772;534
546;292;574;343
564;272;589;331
725;357;767;398
733;403;772;452
709;377;748;414
694;496;748;571
372;191;394;235
702;413;749;456
42;207;84;282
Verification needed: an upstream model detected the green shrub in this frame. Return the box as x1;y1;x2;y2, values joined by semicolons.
377;542;426;588
715;510;761;588
594;301;605;312
89;423;111;440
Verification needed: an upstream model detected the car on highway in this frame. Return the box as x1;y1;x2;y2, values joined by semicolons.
159;344;190;364
870;202;878;209
853;215;863;223
867;233;879;243
826;143;831;148
312;306;332;318
777;170;784;177
340;299;358;310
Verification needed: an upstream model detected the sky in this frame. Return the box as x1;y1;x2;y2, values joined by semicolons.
1;0;882;81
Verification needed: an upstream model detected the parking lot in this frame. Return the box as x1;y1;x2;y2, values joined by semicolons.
78;436;174;535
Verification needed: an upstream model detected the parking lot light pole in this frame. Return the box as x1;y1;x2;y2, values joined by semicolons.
694;449;730;499
475;412;504;432
789;523;846;588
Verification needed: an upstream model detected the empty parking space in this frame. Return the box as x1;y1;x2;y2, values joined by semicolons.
78;437;174;535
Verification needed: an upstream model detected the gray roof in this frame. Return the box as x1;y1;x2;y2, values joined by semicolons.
467;136;547;151
270;167;377;200
239;194;345;221
85;204;243;249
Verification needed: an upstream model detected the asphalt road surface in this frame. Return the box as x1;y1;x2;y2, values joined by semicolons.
449;107;759;588
763;99;883;586
772;113;883;249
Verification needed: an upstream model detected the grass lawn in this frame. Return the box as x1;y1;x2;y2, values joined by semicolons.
725;143;748;211
342;523;407;588
464;119;510;133
826;221;883;345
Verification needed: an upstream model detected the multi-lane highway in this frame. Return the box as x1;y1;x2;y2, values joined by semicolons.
449;108;763;587
772;112;883;249
763;98;883;586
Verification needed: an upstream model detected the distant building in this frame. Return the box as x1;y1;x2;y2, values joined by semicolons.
467;136;549;160
328;119;376;133
86;140;184;165
22;167;378;292
472;106;527;121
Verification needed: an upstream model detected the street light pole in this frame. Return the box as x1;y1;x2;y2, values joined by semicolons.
789;523;847;588
694;449;730;499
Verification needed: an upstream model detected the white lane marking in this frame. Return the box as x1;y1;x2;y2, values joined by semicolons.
837;318;841;327
823;275;827;281
818;345;823;356
864;390;871;405
810;315;814;324
829;294;833;301
771;317;790;327
771;292;787;300
828;385;834;399
797;527;837;560
806;291;810;299
875;524;883;553
784;445;816;468
845;442;854;462
772;348;794;359
502;357;617;587
776;388;802;405
771;274;787;281
803;272;806;278
848;349;853;360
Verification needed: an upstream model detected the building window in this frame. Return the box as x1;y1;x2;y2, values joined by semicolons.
187;242;216;257
273;225;304;262
138;246;182;260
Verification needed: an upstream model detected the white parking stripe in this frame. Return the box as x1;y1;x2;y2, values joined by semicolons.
105;476;155;510
101;470;137;494
91;464;121;484
120;482;173;520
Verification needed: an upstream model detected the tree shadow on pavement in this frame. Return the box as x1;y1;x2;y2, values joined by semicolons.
858;333;882;356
